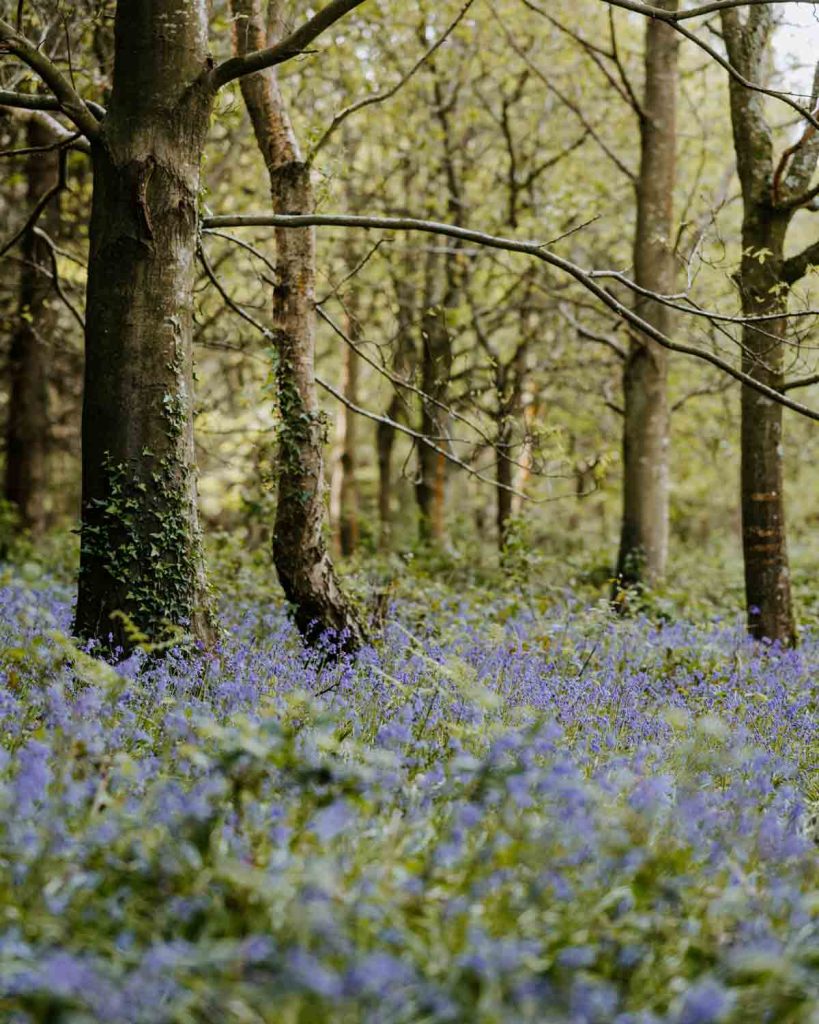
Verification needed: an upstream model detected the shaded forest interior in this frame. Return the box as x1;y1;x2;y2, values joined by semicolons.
1;0;819;649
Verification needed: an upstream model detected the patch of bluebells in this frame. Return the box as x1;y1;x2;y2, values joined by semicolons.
0;568;817;1023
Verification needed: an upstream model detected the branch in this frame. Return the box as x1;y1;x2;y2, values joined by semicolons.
0;104;91;154
495;10;636;181
782;239;819;285
212;0;369;89
0;20;102;138
317;304;536;471
0;89;105;120
316;375;531;499
309;0;474;162
602;2;819;132
201;210;819;421
32;227;85;330
782;372;819;392
0;147;66;259
600;0;816;23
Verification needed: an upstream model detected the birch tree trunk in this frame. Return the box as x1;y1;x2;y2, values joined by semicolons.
615;0;678;595
232;0;365;648
74;0;214;651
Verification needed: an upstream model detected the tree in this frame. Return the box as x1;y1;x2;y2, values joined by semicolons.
720;7;819;644
329;303;361;559
4;117;60;536
230;0;366;649
0;0;367;653
614;0;679;596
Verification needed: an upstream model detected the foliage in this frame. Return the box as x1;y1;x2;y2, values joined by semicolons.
0;559;817;1023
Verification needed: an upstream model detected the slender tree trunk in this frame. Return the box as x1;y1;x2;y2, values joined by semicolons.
496;426;514;549
497;342;527;550
75;1;214;651
512;395;537;519
377;271;416;551
232;0;365;648
720;8;805;645
615;0;678;595
5;118;58;536
330;336;359;558
377;393;400;552
415;69;462;548
737;215;793;643
416;257;454;546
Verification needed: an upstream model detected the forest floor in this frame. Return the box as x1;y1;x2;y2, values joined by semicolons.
0;542;817;1023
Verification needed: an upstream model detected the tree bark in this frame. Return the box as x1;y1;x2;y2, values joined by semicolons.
232;0;365;649
497;340;528;551
615;0;678;595
5;118;58;537
330;334;360;558
721;8;802;645
74;1;215;651
415;70;461;548
416;282;452;546
377;270;416;551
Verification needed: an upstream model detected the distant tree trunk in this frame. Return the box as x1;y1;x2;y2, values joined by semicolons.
416;283;452;546
377;271;416;551
330;334;360;558
719;8;814;645
496;415;514;549
496;341;527;551
416;70;462;548
512;394;538;519
232;0;365;648
5;118;58;537
615;0;678;596
376;396;400;552
75;0;214;650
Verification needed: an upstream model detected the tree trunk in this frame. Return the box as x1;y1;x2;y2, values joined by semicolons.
496;424;514;550
615;0;678;595
497;342;527;551
330;336;359;558
720;7;802;645
415;69;462;548
232;0;365;649
377;273;416;551
74;1;215;651
5;118;58;537
377;393;400;553
416;258;453;546
738;215;794;644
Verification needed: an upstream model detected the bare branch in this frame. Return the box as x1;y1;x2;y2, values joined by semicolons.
212;0;369;90
782;372;819;392
0;147;66;259
782;239;819;285
600;0;817;24
603;1;819;132
201;210;819;421
309;0;474;162
0;19;102;138
316;375;531;499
